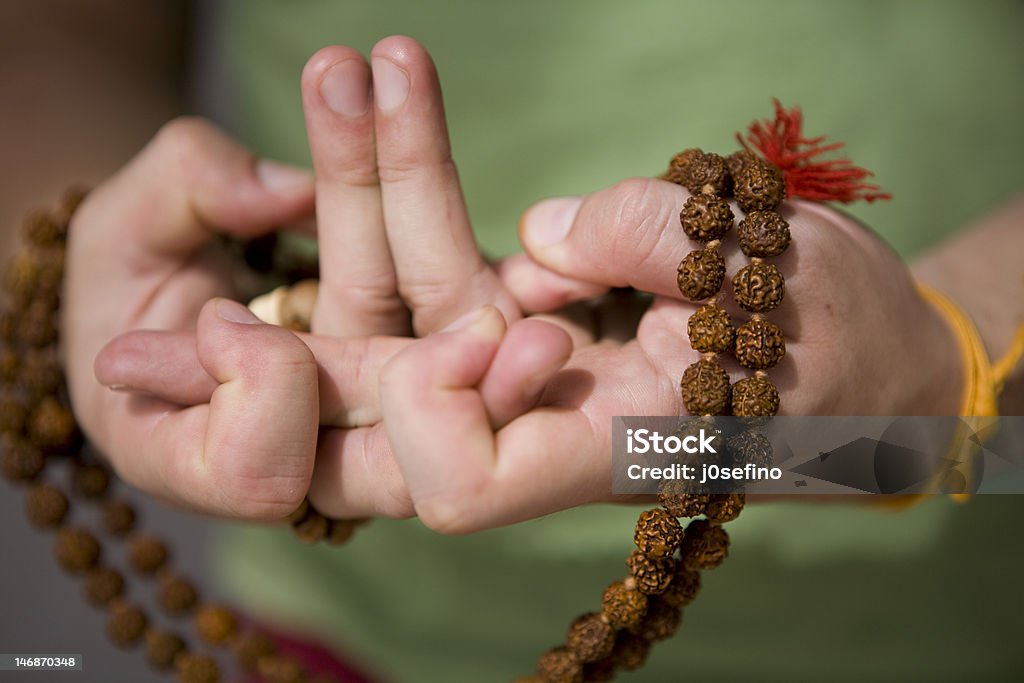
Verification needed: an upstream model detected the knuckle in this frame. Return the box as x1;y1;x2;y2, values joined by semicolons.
154;117;215;160
217;478;309;522
377;156;457;186
414;496;482;536
605;177;672;270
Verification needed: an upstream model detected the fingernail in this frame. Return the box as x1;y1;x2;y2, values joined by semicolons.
522;197;582;247
442;305;505;339
257;160;313;193
216;299;262;325
371;57;409;112
320;58;370;118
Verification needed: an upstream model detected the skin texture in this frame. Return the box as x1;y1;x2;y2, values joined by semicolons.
68;37;1021;533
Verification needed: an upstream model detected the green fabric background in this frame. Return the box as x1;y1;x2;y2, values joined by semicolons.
213;1;1024;681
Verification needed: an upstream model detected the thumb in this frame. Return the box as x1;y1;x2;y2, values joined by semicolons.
519;178;691;299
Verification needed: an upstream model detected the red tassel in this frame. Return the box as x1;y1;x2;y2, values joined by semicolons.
738;99;892;204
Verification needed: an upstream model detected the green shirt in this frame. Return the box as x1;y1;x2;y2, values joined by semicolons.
214;1;1024;680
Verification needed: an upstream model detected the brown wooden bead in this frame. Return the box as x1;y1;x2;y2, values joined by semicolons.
234;631;275;672
735;318;786;370
731;375;781;417
680;519;730;570
54;527;100;573
127;535;169;574
100;499;137;536
733;159;786;212
536;647;582;683
626;550;675;595
83;567;124;607
727;430;774;468
732;262;785;313
177;652;220;683
25;483;69;528
608;631;650;671
705;493;746;523
660;565;702;608
195;604;238;645
327;518;357;545
663;148;702;185
24;208;65;247
107;602;148;648
144;629;186;671
1;433;44;482
677;247;725;301
565;612;615;663
680;194;733;242
0;389;28;434
292;511;329;544
159;575;199;615
683;151;729;196
658;480;709;518
630;599;682;642
633;508;682;558
72;462;110;499
687;304;734;354
257;654;306;683
27;396;77;452
737;210;791;257
601;580;647;629
679;358;731;416
20;298;59;348
726;150;757;178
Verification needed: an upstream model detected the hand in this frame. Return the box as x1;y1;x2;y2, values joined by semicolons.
81;37;585;521
371;178;965;533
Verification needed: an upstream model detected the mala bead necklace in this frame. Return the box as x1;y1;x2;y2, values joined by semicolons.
1;102;889;683
1;190;347;683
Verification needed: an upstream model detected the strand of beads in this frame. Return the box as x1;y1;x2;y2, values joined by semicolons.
0;191;345;683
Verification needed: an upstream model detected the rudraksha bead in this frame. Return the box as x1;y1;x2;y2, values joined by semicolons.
158;575;199;615
18;347;62;399
100;499;137;536
71;462;110;499
27;396;77;452
737;210;791;257
683;151;730;196
1;434;44;482
537;647;582;683
20;298;59;348
680;194;733;242
660;565;702;608
630;599;682;642
565;612;615;663
292;510;330;544
663;148;702;185
54;527;101;573
0;390;27;434
677;247;725;301
705;493;746;523
727;429;774;468
633;508;683;558
679;358;731;416
195;604;238;645
687;303;735;354
127;535;169;574
107;602;148;647
601;580;648;629
733;159;786;212
25;482;69;528
626;550;675;595
327;519;357;545
731;375;781;417
24;208;64;247
83;567;124;607
581;659;615;683
0;342;17;382
680;519;730;570
144;629;186;671
734;318;786;370
732;262;785;313
234;631;276;672
177;653;220;683
658;481;709;518
3;252;41;303
726;150;757;178
608;631;650;671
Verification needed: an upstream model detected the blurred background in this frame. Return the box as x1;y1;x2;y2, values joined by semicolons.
2;1;1023;681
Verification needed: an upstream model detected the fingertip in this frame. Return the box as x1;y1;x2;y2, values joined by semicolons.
371;35;426;65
